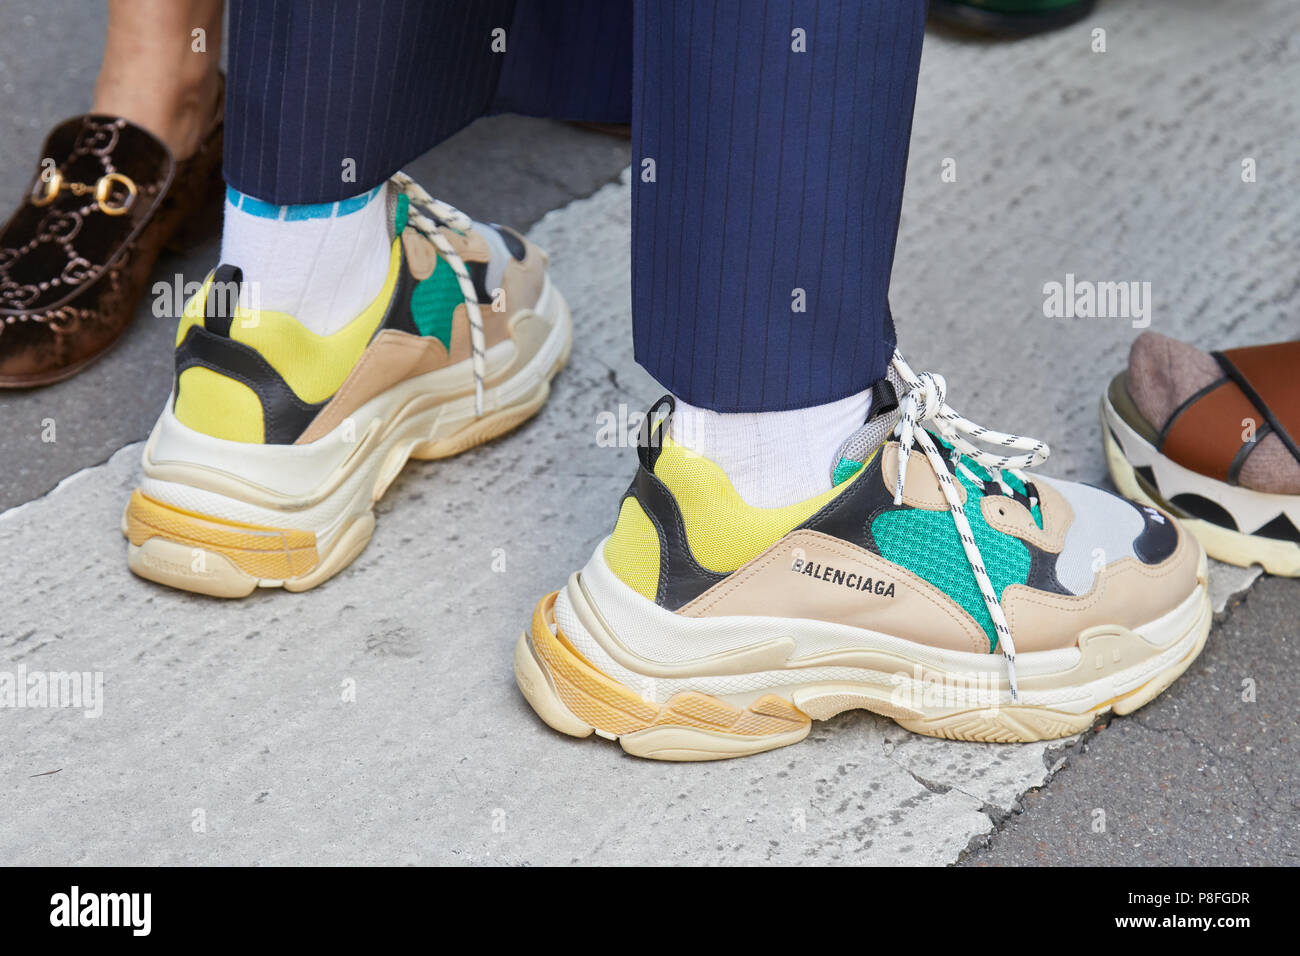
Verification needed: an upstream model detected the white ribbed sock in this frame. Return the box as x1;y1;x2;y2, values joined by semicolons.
218;184;391;336
669;389;873;508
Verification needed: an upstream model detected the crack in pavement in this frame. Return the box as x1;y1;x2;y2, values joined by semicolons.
959;580;1300;864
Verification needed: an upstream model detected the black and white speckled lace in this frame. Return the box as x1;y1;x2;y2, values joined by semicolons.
890;349;1051;701
391;171;487;417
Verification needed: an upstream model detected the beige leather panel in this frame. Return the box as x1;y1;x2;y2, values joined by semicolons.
981;477;1071;553
448;301;513;363
1001;525;1200;652
402;230;439;280
296;330;449;443
447;303;470;362
447;237;549;363
878;442;967;510
402;225;489;283
500;235;546;317
678;529;988;653
295;311;553;446
438;223;490;263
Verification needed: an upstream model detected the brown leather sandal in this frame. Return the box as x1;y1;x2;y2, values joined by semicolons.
1102;332;1300;575
0;78;225;388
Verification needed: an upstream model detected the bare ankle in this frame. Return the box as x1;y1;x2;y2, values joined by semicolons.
92;65;219;160
91;0;223;159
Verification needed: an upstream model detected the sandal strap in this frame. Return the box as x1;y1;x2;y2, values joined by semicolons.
1217;342;1300;465
1159;341;1300;483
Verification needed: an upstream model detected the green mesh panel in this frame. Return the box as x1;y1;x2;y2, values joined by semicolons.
409;256;461;348
832;457;864;486
394;193;409;234
871;468;1030;651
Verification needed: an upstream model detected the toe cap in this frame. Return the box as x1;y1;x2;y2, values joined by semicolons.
1003;477;1203;652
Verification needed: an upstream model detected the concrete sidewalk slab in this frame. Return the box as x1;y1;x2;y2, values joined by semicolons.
964;575;1299;866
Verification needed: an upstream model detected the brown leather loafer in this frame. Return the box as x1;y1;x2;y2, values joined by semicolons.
0;84;224;388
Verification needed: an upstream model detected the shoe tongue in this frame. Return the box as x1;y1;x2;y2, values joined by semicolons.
830;376;902;485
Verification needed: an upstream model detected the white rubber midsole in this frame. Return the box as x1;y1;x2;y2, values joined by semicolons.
137;277;570;550
554;543;1211;715
1102;391;1300;531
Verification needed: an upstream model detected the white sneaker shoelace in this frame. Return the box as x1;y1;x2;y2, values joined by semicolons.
391;171;488;417
889;349;1050;701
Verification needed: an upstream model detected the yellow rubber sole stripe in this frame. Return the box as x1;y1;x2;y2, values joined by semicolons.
528;591;810;739
125;490;319;580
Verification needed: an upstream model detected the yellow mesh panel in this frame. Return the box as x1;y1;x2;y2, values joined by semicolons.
653;437;868;573
174;240;403;405
603;497;661;599
174;367;264;443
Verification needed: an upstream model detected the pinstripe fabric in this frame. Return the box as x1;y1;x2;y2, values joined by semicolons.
493;1;633;122
227;0;516;204
224;0;926;412
632;0;926;411
225;1;631;204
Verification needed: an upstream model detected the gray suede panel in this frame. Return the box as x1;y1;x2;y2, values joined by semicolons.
1040;476;1144;596
474;220;511;298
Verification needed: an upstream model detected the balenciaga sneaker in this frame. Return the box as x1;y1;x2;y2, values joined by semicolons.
124;172;571;596
515;352;1211;760
1103;331;1300;576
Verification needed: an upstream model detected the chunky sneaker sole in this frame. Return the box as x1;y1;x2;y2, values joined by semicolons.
125;174;571;597
1103;373;1300;577
515;543;1209;760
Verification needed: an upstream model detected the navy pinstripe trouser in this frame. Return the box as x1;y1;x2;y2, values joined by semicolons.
225;1;926;412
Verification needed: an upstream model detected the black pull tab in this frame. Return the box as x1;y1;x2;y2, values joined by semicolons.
203;264;243;337
870;376;899;419
637;394;675;471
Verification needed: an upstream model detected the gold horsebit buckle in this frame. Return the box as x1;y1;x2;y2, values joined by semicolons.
30;170;137;216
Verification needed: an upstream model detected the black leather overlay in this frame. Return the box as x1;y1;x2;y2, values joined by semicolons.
378;259;420;335
175;325;323;444
798;450;895;552
637;395;674;473
492;224;527;261
467;261;493;304
628;465;727;611
1024;543;1070;594
1130;499;1181;564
